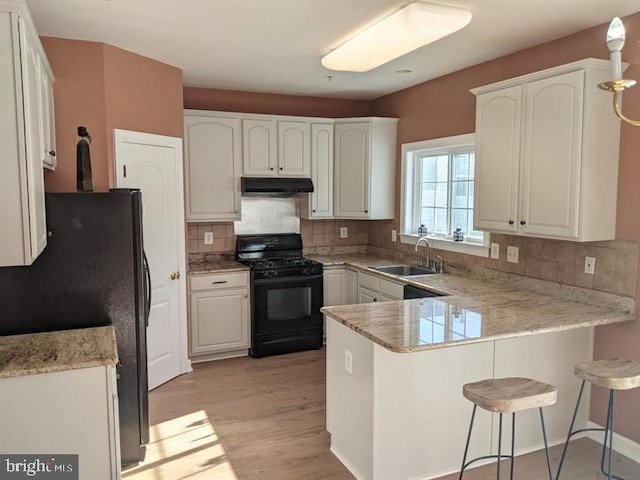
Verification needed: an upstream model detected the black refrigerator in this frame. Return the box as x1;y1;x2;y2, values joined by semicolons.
0;190;150;468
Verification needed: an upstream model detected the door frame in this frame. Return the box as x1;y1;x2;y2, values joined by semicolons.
113;128;191;378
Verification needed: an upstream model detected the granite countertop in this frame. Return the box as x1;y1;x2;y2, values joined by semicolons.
188;254;249;275
0;326;118;379
316;254;636;354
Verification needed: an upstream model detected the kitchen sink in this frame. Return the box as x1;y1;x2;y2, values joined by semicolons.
370;265;438;276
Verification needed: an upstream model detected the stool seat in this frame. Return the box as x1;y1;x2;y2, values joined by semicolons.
463;377;557;414
574;359;640;390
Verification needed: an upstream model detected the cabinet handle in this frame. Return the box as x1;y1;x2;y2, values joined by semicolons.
508;220;514;225
520;221;526;225
211;280;228;285
48;150;56;157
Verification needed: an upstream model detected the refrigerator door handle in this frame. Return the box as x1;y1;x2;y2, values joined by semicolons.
143;251;151;327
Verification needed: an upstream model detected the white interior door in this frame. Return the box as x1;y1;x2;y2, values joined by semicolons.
114;129;190;390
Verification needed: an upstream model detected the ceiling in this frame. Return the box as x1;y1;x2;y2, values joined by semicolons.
26;0;640;100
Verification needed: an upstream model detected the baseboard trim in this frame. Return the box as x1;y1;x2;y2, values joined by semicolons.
329;445;366;480
586;421;640;463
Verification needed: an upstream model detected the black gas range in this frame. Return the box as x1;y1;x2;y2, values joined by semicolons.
236;233;323;358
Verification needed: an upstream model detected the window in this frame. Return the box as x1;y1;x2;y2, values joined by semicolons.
401;134;488;256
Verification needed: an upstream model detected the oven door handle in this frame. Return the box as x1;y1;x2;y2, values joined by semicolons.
253;273;323;285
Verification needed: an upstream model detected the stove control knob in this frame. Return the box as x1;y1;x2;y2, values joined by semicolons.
272;270;278;277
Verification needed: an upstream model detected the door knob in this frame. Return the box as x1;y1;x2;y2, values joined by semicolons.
170;271;181;280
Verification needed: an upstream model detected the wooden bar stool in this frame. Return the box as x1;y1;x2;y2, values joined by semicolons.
459;377;557;480
555;359;640;480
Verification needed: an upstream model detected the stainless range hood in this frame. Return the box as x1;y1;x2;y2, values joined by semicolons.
241;177;314;196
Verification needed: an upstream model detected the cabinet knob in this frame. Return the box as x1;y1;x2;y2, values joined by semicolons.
373;298;377;302
520;221;526;225
235;209;239;213
243;293;248;298
312;209;316;213
508;220;514;225
270;167;274;171
48;150;56;157
364;210;368;213
279;167;283;171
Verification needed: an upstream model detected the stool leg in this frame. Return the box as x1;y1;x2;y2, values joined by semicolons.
555;380;586;480
510;412;515;480
459;404;477;480
539;407;552;480
600;389;617;480
497;413;503;480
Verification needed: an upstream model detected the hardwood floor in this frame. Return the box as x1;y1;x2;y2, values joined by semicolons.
123;349;640;480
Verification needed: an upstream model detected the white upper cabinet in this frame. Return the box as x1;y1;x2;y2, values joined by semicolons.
243;117;312;177
334;118;397;219
242;118;278;175
184;111;242;222
1;3;53;266
278;121;310;177
472;59;622;242
301;122;334;219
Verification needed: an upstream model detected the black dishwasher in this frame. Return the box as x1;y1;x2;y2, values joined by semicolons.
403;284;442;299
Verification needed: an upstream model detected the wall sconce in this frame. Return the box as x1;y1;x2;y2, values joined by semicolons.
598;17;639;127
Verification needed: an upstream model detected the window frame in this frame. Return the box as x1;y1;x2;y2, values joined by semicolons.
400;133;490;258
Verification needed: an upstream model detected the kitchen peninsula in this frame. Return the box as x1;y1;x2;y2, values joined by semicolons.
321;264;635;480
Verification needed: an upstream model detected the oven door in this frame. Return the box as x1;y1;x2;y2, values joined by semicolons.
252;274;323;336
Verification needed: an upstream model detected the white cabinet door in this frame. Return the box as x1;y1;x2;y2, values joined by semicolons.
184;113;241;221
520;70;583;239
0;366;121;480
358;287;378;304
243;118;277;175
323;268;345;307
37;53;56;170
302;122;334;218
278;120;310;176
334;122;370;218
473;86;521;233
190;288;249;355
345;269;358;304
19;17;47;262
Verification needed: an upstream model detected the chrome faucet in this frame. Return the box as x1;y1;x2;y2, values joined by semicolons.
414;236;430;268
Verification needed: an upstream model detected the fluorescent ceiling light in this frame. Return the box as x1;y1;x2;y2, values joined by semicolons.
321;1;472;73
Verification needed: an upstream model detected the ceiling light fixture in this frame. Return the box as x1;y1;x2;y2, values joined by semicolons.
598;17;639;127
321;1;472;73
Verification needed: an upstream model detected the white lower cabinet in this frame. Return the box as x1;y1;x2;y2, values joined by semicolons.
323;267;346;307
189;272;250;360
0;365;121;480
357;271;404;303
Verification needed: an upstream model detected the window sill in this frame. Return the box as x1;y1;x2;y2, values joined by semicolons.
399;234;489;258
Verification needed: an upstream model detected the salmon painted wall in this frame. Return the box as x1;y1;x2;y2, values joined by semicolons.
41;39;183;191
184;86;371;118
40;38;109;192
372;12;640;442
103;44;183;185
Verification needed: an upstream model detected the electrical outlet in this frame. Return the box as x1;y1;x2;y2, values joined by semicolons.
391;230;397;242
491;243;500;259
204;232;214;245
340;227;348;239
584;256;596;275
344;350;353;374
507;246;519;263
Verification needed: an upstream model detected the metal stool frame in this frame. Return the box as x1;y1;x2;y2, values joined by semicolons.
459;404;553;480
555;380;624;480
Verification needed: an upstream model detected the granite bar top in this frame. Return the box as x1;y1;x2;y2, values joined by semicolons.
188;254;249;275
316;253;636;353
0;326;118;379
